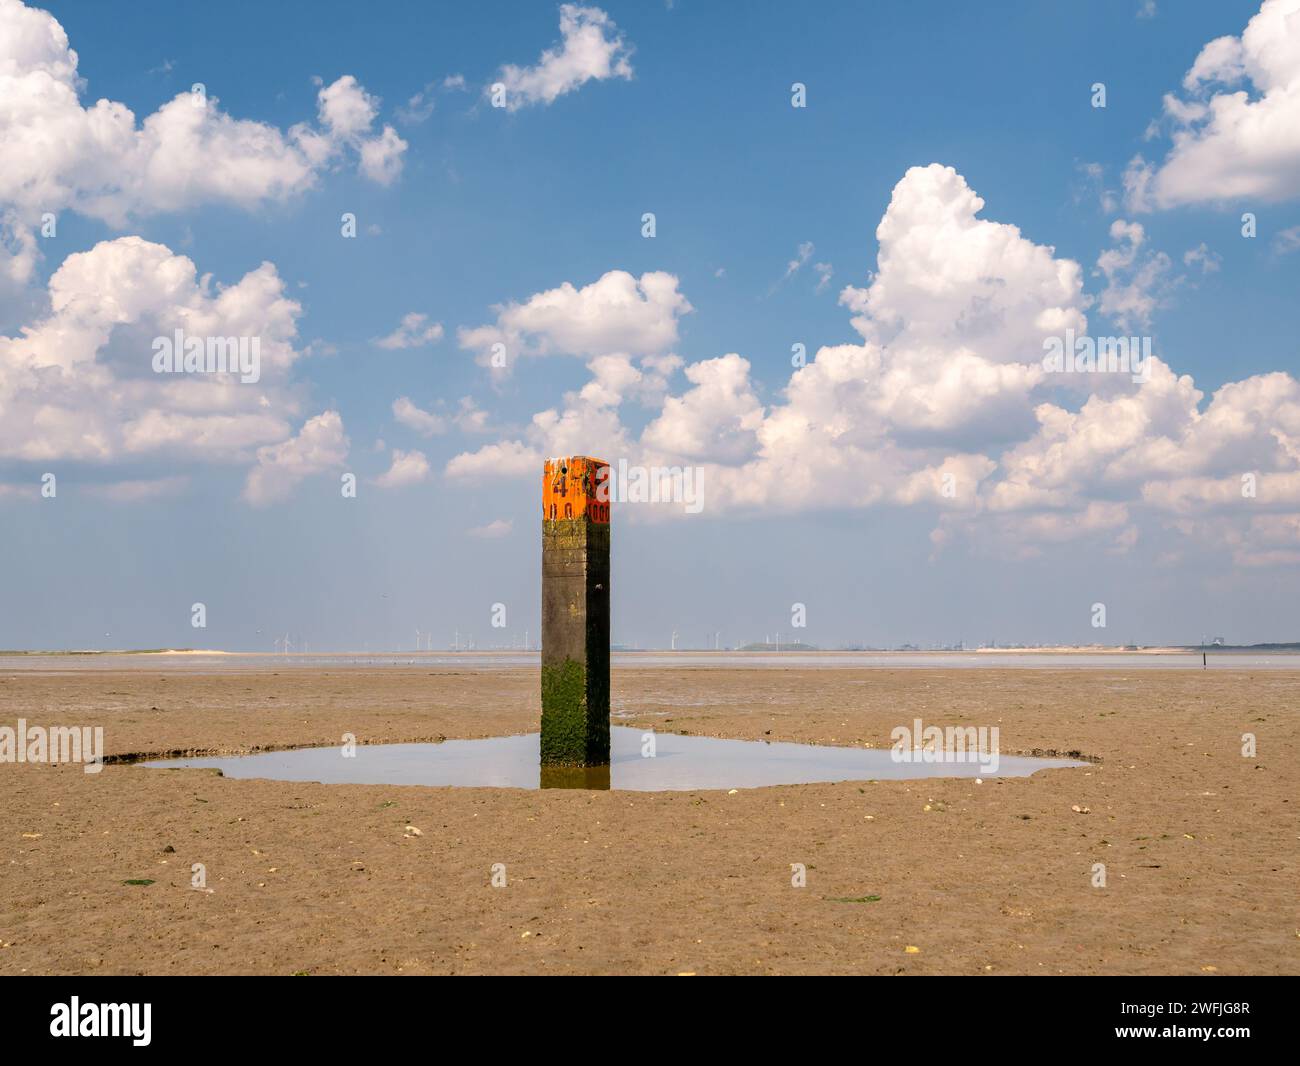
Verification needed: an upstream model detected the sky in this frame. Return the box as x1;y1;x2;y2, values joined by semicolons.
1;0;1298;651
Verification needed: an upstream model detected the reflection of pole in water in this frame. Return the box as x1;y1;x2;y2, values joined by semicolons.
540;763;611;790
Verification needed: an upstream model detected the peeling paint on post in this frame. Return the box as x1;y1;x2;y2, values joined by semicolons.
541;456;610;766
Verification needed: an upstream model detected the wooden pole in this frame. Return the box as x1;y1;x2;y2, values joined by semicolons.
540;457;611;766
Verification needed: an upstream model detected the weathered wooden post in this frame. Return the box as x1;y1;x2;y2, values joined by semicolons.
541;456;611;767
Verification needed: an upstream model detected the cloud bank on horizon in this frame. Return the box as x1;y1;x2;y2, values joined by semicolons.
1;0;1298;576
448;158;1300;566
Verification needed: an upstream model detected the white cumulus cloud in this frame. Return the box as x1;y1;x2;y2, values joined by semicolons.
493;4;633;111
0;0;405;279
457;269;691;374
392;397;447;437
374;448;431;489
1125;0;1300;209
375;313;445;350
243;410;350;506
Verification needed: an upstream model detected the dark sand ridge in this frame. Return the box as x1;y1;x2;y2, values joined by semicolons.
1;665;1296;975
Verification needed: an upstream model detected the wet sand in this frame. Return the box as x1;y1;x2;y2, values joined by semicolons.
1;664;1296;975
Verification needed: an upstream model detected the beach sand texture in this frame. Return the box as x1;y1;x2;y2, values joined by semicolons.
1;663;1296;975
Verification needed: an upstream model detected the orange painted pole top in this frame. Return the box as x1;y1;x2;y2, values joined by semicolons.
542;456;610;523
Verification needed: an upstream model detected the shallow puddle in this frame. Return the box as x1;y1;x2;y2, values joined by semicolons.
143;727;1085;791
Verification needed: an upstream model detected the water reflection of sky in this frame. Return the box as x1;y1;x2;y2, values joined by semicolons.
145;727;1086;793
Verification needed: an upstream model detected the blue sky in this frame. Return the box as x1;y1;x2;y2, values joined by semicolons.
1;0;1297;650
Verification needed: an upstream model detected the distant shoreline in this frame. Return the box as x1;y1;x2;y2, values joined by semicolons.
2;645;1298;657
0;649;235;657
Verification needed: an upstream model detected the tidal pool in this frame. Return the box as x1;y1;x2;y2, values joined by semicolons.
142;726;1086;791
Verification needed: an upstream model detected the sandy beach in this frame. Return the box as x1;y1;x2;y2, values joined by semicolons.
0;659;1295;975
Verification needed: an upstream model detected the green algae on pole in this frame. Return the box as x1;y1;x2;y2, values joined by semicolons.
541;457;611;766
